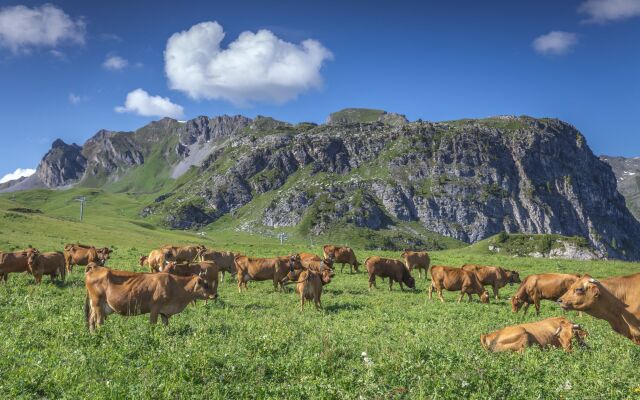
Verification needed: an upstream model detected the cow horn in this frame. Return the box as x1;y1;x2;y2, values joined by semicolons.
588;278;599;283
572;324;581;329
553;326;562;336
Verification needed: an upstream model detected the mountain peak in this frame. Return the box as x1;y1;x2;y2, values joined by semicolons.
327;108;408;126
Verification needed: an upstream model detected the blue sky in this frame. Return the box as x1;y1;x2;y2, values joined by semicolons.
0;0;639;181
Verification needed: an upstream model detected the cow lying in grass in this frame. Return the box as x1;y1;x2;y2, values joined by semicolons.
481;317;587;352
83;263;217;331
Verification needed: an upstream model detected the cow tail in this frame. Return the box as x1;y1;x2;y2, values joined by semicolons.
83;294;91;328
363;257;372;270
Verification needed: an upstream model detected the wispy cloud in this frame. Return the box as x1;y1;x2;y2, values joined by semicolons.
578;0;640;23
532;31;578;55
0;167;35;184
115;88;184;118
103;54;128;70
165;21;333;105
0;4;85;54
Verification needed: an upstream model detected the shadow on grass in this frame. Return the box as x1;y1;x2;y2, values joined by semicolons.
324;302;364;313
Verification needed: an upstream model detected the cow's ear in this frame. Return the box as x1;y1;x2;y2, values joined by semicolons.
590;284;600;298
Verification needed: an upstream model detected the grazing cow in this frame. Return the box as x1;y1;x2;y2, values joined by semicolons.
461;264;521;299
511;273;580;315
0;248;39;283
480;317;587;353
201;250;240;282
288;258;335;284
164;261;220;296
401;250;430;279
429;265;489;303
146;248;177;273
365;256;415;291
63;243;110;273
83;264;217;331
234;254;303;292
322;245;359;273
161;245;206;263
28;251;66;284
558;274;640;344
293;269;333;311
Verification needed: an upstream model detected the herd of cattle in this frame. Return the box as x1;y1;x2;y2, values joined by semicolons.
1;243;640;353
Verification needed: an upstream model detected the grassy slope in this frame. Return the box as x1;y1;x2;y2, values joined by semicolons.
1;193;640;398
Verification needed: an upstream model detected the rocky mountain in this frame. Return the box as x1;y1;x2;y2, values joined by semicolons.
600;156;640;221
3;109;640;260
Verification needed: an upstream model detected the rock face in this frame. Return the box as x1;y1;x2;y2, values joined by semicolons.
37;139;87;187
600;156;640;221
3;109;640;260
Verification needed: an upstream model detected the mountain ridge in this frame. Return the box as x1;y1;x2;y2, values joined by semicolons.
2;109;639;260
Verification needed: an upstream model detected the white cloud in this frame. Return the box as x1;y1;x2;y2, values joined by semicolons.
164;21;333;105
69;93;81;104
0;168;35;184
532;31;578;55
115;88;184;118
0;4;85;53
103;54;128;70
579;0;640;23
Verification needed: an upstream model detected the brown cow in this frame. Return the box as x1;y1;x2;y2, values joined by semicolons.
292;269;332;311
146;248;177;273
511;273;580;315
28;251;66;284
164;261;220;297
481;317;587;353
201;250;240;282
0;248;39;283
558;274;640;344
322;245;359;273
401;250;430;279
288;258;335;284
461;264;521;300
161;245;206;263
429;265;489;303
234;254;303;292
83;264;217;332
64;243;110;273
365;256;416;291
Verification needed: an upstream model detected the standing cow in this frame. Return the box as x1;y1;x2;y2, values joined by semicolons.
201;250;240;282
28;251;66;284
234;254;303;292
429;265;489;303
64;243;110;273
84;264;217;331
164;261;220;298
365;256;415;291
161;245;206;264
511;273;580;315
0;248;39;283
461;264;520;300
145;248;177;272
401;250;430;279
322;245;359;273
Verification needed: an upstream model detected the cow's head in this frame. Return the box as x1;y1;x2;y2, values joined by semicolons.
193;271;217;300
553;320;588;350
479;290;490;303
322;257;334;269
403;272;416;289
511;295;524;312
26;249;40;271
557;275;600;312
507;270;521;286
162;261;178;273
289;254;302;272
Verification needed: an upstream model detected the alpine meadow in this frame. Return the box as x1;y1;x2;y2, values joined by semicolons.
2;1;640;399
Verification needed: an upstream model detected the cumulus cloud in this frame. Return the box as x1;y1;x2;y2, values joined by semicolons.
164;21;333;105
532;31;578;55
69;93;81;104
579;0;640;23
103;54;128;70
115;88;184;118
0;168;35;184
0;4;85;53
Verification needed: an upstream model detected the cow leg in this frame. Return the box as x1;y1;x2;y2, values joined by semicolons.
428;283;433;299
340;263;344;273
399;282;405;291
0;273;5;283
467;293;473;302
300;296;305;312
523;302;530;315
160;314;169;326
237;273;244;293
389;279;393;291
457;291;465;303
150;311;159;325
533;295;541;315
492;284;499;300
368;276;375;291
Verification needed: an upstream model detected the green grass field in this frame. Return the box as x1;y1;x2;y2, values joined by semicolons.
1;191;640;399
